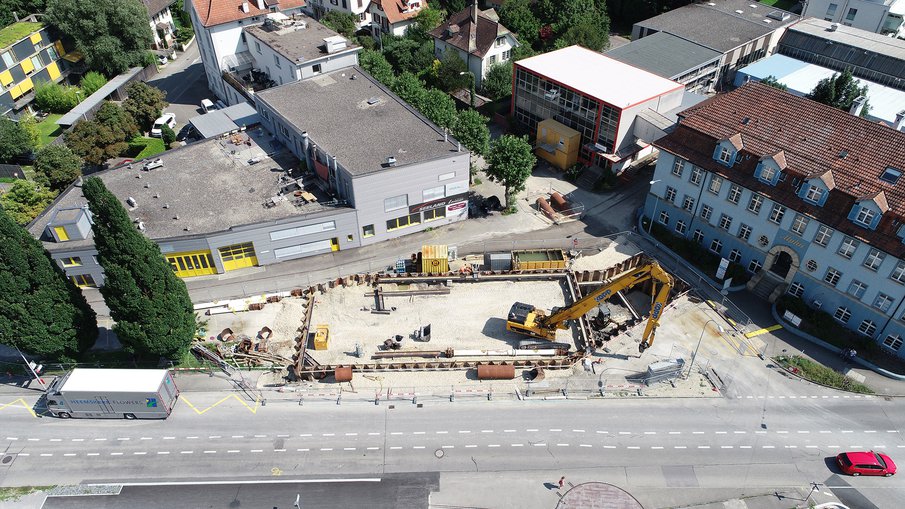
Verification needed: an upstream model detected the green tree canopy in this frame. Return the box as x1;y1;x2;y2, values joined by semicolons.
390;72;428;106
160;124;176;147
0;0;45;26
418;87;458;130
320;11;358;38
0;180;55;225
482;62;513;100
452;109;490;156
499;0;541;46
408;6;446;41
80;71;109;96
485;134;536;209
66;102;139;166
359;49;396;86
0;205;97;359
0;117;34;163
17;113;40;149
34;81;80;113
382;36;435;77
555;17;609;51
46;0;154;76
434;48;470;92
122;82;168;132
34;145;83;192
806;68;870;117
82;177;196;359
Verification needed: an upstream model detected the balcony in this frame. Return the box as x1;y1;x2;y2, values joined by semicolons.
221;68;276;103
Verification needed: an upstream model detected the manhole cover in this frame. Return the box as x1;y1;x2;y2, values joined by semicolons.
1;455;12;464
434;449;444;458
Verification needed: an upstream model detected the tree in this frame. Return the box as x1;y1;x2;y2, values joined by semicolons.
0;205;97;359
485;135;535;209
34;81;80;113
759;75;788;92
0;117;33;163
66;103;139;166
0;0;46;27
359;50;396;86
81;177;196;359
556;18;609;51
408;7;445;41
536;0;610;50
807;68;870;117
391;72;428;106
121;82;168;132
418;88;458;130
438;0;466;13
34;145;83;192
482;62;513;100
320;11;358;38
160;124;176;147
0;180;55;225
45;0;153;76
434;48;470;92
17;113;40;149
382;36;435;77
172;0;192;29
80;71;109;96
499;0;541;46
452;109;490;156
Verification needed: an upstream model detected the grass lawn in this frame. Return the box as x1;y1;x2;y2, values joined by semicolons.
0;22;42;49
775;355;874;394
759;0;798;11
36;113;63;147
127;137;167;160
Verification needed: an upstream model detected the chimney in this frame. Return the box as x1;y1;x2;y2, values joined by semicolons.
256;0;265;9
895;109;905;131
849;96;866;116
241;2;250;13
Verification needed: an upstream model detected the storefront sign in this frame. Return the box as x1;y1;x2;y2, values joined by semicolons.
409;193;469;214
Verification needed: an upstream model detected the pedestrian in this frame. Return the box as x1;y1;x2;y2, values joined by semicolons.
558;476;565;489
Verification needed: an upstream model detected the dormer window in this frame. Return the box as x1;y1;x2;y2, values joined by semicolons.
805;185;823;203
718;147;732;164
854;207;876;227
759;165;776;183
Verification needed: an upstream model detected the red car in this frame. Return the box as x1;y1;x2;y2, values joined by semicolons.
836;451;897;476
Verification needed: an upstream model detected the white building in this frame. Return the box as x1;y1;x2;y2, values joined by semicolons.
188;0;307;105
367;0;426;37
429;4;517;87
143;0;177;50
309;0;371;26
803;0;905;37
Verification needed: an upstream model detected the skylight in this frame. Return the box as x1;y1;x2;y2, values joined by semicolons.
880;167;901;185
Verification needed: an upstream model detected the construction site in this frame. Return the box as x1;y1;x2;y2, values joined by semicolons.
190;235;751;398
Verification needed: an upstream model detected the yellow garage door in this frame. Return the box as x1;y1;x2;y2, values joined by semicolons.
218;242;258;271
166;250;217;278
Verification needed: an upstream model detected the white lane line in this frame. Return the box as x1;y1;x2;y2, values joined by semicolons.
841;431;854;433
819;431;832;434
157;452;169;455
299;434;312;437
668;432;681;435
228;450;240;453
163;437;175;440
133;452;147;455
533;443;547;447
320;448;333;451
596;431;608;434
573;429;585;433
458;431;471;434
887;430;899;433
368;433;381;436
389;446;402;450
806;446;819;449
367;447;380;450
627;446;641;450
63;453;77;457
343;448;356;451
488;445;500;448
556;443;569;447
763;446;775;449
864;430;877;433
734;431;746;434
40;453;53;457
275;449;286;453
481;430;494;433
117;438;130;441
5;437;17;441
180;451;194;454
674;446;687;449
721;446;734;449
692;431;705;435
250;449;263;453
50;439;62;442
86;453;99;456
210;435;223;439
441;446;454;449
785;446;798;449
27;438;39;442
344;433;358;436
140;437;153;440
511;444;524;447
740;446;752;449
17;453;29;457
504;430;516;433
618;432;631;435
110;453;122;456
797;431;810;434
874;445;886;449
828;445;840;449
549;429;562;432
254;434;267;438
526;429;538;432
413;446;426;449
465;445;477;448
322;433;335;437
413;432;425;435
698;446;710;449
580;444;593;448
776;431;789;434
436;431;448;434
390;432;403;436
297;448;310;452
651;446;664;450
897;445;905;448
755;431;767;434
644;432;657;435
715;431;727;435
186;436;198;439
233;435;245;438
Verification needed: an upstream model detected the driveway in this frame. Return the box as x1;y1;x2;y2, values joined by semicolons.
147;43;211;132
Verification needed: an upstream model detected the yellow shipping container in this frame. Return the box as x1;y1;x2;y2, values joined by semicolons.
313;325;330;350
534;118;580;170
513;249;566;270
421;244;449;274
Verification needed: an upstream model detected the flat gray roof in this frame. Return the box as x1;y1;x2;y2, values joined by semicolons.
244;15;358;64
57;67;144;127
29;131;339;250
787;18;905;61
635;0;799;53
605;32;721;79
189;102;260;138
256;67;463;176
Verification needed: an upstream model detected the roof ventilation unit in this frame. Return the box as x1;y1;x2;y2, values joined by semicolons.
829;23;839;31
387;156;397;167
126;197;137;208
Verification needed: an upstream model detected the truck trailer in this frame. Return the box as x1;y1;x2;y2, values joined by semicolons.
45;369;179;419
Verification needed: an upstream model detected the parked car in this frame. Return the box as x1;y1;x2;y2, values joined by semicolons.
176;124;200;143
157;54;169;66
150;113;177;137
836;451;896;476
200;98;216;113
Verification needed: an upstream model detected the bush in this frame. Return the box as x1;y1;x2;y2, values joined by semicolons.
80;71;108;96
34;82;80;113
564;163;584;183
176;26;194;44
160;124;176;146
775;355;873;394
647;221;750;285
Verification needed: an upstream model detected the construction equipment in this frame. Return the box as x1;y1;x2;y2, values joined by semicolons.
506;261;674;353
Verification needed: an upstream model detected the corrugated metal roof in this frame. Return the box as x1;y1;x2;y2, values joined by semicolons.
788;18;905;61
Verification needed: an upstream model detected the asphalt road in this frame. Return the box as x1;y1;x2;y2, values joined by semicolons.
148;43;209;132
1;396;902;508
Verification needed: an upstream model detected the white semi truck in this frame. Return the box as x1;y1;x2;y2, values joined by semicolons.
45;368;179;419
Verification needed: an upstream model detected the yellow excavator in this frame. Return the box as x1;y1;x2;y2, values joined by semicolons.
506;261;674;353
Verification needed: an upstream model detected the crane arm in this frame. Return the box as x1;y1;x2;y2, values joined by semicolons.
638;267;674;352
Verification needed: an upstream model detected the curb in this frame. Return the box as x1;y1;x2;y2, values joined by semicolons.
768;358;877;396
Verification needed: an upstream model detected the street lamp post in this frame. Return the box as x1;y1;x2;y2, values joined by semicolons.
459;71;476;108
686;319;724;379
647;179;661;234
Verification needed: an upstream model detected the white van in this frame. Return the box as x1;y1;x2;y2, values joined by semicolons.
201;98;215;113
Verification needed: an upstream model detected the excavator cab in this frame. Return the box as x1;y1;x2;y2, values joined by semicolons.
506;302;558;340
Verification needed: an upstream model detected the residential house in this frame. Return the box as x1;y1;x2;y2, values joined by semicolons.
142;0;177;50
429;3;517;88
645;82;905;357
309;0;371;26
367;0;426;37
0;15;73;118
802;0;905;37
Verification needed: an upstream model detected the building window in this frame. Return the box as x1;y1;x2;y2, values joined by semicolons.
748;259;762;273
758;235;769;247
362;224;375;237
768;204;786;224
689;167;704;185
53;226;70;241
312;63;322;74
495;36;505;47
873;293;894;312
709;239;722;254
423;207;446;222
825;3;838;18
824;268;842;286
790;214;809;235
857;319;876;337
737;223;752;241
718;147;732;164
29;55;42;72
692;229;704;244
847;279;867;299
675;220;687;234
61;256;82;267
883;334;903;351
255;41;262;54
747;194;763;214
672;159;684;177
69;274;97;288
700;205;713;222
384;194;408;212
844;7;857;22
682;195;695;212
386;212;420;231
891;260;905;283
489;55;496;65
273;54;281;68
814;225;832;246
422;186;445;202
664;186;677;203
854;207;875;227
833;307;851;323
658;211;669;225
727;184;741;204
806;259;818;272
837;237;858;259
502;50;511;61
729;248;741;263
718;214;732;231
787;282;804;297
759;165;776;183
708;176;723;194
863;248;885;271
1;51;14;67
805;185;823;203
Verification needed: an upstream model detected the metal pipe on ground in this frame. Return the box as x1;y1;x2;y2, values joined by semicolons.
477;364;515;380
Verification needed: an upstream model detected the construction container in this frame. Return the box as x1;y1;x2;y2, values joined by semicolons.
421;245;449;274
513;249;566;270
534;118;580;170
484;252;512;271
334;366;352;382
313;324;329;350
477;364;516;380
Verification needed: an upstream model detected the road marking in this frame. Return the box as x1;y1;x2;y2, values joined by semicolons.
300;434;311;437
692;431;705;435
482;430;494;433
180;451;194;454
841;431;853;433
488;445;500;448
556;444;569;447
674;446;687;449
797;431;810;434
627;446;640;450
413;432;425;435
274;449;286;452
50;439;62;442
619;432;631;435
715;431;727;435
17;453;29;457
573;429;585;433
651;446;664;450
390;446;402;450
110;453;123;456
776;431;788;434
503;430;516;433
98;478;383;487
745;324;782;338
459;431;471;434
828;445;840;448
40;453;53;457
763;446;775;449
390;432;403;436
320;448;333;451
117;438;130;441
228;450;240;453
297;448;309;452
5;437;17;440
368;433;381;436
63;453;76;457
233;435;245;438
343;448;356;451
596;431;608;434
819;431;832;434
254;434;267;438
806;446;818;449
27;438;39;441
721;446;734;449
668;432;681;435
163;437;175;440
874;445;886;448
322;433;335;437
436;431;448;434
755;431;767;434
785;446;797;449
441;446;454;449
180;394;260;416
887;430;899;433
140;437;153;440
734;431;746;434
740;446;752;449
157;452;169;455
549;429;562;432
186;436;198;439
210;435;223;439
533;443;546;447
603;445;616;449
864;430;877;433
133;452;147;455
580;444;593;448
697;446;710;449
465;445;477;448
250;449;263;453
413;446;426;449
367;447;380;450
644;432;656;435
511;443;524;447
